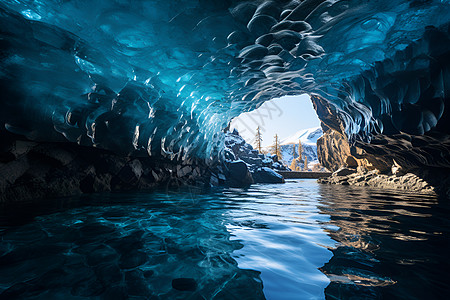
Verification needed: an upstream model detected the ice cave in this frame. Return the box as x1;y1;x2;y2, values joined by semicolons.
0;0;449;299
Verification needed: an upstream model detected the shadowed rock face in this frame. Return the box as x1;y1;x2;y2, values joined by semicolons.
312;23;450;191
0;0;449;194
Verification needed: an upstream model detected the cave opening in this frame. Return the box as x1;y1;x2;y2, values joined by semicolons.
228;94;324;171
0;0;450;299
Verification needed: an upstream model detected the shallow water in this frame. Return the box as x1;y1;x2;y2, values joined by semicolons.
0;180;449;299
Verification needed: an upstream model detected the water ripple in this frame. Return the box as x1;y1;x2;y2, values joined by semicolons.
0;180;449;299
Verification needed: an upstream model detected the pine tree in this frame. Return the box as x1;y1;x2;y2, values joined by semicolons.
298;139;303;162
296;139;303;171
272;134;282;161
289;144;297;170
254;126;263;153
290;158;297;171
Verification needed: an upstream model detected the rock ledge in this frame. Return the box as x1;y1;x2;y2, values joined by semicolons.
318;168;438;195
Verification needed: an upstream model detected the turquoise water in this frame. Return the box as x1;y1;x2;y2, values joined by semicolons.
0;180;449;299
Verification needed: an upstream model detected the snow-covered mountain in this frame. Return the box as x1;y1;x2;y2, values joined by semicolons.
281;127;323;146
264;127;323;170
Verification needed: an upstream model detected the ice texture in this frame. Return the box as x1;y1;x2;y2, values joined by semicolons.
0;0;449;160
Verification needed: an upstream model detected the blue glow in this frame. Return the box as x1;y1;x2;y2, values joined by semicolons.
0;0;449;158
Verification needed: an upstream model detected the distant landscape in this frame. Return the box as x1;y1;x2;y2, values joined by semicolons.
262;127;325;171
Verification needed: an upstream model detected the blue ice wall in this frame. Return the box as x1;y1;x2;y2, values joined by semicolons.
0;0;449;160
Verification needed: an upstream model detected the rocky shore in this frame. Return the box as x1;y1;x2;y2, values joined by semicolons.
312;95;450;198
318;167;450;197
218;130;288;187
0;129;290;205
0;132;210;205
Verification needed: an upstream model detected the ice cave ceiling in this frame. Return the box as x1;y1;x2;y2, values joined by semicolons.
0;0;449;161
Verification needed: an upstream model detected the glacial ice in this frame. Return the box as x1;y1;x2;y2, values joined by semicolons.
0;0;449;162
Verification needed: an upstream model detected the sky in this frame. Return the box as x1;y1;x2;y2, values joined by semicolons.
230;94;320;147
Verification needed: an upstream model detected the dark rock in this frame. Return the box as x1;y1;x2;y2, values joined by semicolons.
30;268;68;289
31;145;75;166
71;278;105;297
143;270;154;278
250;149;260;157
116;159;143;184
94;154;127;175
80;223;115;238
80;173;96;193
241;156;262;167
209;174;219;186
334;168;357;177
319;168;437;194
92;173;112;192
252;167;285;183
272;161;288;171
11;140;37;157
101;285;128;300
222;131;289;185
125;269;151;296
94;263;123;285
268;154;278;162
106;231;144;255
0;156;30;185
172;278;197;291
226;160;254;187
119;250;147;269
86;245;118;266
0;151;15;163
345;156;358;168
177;165;192;177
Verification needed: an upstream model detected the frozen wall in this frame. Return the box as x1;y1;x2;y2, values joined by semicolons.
0;0;449;166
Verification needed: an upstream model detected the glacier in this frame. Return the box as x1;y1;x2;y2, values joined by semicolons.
0;0;450;191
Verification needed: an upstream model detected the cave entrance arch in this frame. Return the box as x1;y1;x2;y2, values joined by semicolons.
230;94;323;171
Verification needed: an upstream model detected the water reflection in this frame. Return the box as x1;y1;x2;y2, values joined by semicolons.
223;182;334;300
0;181;449;299
318;185;450;299
0;192;265;299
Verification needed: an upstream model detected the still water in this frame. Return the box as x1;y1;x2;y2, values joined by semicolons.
0;180;449;299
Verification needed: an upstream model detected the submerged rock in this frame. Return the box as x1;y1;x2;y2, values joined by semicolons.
172;278;197;291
